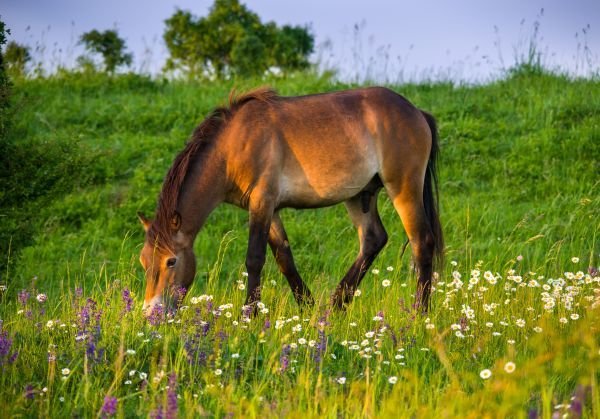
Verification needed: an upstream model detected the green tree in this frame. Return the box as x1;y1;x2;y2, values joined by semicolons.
163;0;314;78
79;29;132;73
4;41;31;78
0;18;11;140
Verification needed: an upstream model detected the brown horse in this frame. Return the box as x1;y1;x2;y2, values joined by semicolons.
137;86;443;314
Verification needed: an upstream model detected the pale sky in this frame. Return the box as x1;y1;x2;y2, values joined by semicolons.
3;0;599;82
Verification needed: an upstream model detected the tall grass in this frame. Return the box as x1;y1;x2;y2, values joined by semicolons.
0;68;599;416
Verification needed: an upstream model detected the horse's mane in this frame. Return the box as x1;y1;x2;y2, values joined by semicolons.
148;87;278;250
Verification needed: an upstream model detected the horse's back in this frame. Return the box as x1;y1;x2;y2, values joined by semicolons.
223;87;432;209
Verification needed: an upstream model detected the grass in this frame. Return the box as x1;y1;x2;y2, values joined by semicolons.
0;68;599;417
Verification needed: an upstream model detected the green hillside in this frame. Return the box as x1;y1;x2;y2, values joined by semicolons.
0;70;598;416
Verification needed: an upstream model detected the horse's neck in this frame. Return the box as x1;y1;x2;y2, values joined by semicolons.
178;156;225;240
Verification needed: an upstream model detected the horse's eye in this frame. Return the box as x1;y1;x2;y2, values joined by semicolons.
166;258;177;268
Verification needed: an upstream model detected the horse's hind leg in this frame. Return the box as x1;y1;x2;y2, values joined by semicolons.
331;191;388;309
385;179;435;312
268;212;314;306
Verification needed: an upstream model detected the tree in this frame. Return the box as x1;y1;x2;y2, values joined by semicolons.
4;41;31;78
163;0;314;78
0;19;11;140
79;29;132;73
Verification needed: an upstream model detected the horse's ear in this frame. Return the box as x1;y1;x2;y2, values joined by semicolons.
170;211;181;231
137;211;152;232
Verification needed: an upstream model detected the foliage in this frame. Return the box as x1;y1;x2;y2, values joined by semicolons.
78;29;133;73
0;69;598;416
163;0;314;78
0;18;11;140
4;41;31;78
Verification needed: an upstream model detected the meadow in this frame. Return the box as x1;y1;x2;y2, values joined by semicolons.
0;67;599;417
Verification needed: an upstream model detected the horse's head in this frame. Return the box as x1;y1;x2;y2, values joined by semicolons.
137;211;196;314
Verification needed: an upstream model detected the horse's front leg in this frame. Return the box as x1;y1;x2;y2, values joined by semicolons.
244;199;274;311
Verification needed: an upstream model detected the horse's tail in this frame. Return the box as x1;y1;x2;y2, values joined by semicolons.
421;111;444;270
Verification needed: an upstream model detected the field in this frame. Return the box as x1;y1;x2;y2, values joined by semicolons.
1;68;599;417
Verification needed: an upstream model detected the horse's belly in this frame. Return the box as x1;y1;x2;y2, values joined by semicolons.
277;157;379;208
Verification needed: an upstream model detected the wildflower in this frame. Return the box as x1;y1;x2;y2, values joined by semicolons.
354;289;362;297
298;338;307;345
18;289;30;306
559;317;568;324
516;255;523;262
337;376;346;384
372;315;383;321
388;376;398;384
46;320;54;329
349;322;357;327
214;369;222;376
504;362;516;373
387;266;394;271
451;261;458;266
61;368;70;376
101;396;117;417
36;293;47;303
372;269;380;275
365;331;375;338
129;370;136;377
125;349;136;355
533;326;543;333
139;372;148;380
231;353;240;359
570;313;579;320
0;285;6;292
515;319;526;328
485;322;494;328
237;282;246;291
382;279;391;287
122;288;133;313
571;257;579;263
292;324;302;333
479;369;492;379
426;323;435;330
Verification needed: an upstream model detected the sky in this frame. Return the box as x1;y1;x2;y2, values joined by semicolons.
3;0;599;82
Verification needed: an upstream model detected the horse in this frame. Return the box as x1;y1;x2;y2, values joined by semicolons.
137;86;443;314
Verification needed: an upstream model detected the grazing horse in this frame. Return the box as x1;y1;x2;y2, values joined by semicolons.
137;87;443;314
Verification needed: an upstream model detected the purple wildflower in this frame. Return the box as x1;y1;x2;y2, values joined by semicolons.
569;385;588;418
263;319;271;331
147;304;165;326
101;396;117;417
279;344;291;372
174;287;187;306
24;385;35;400
313;312;330;365
122;288;133;313
18;289;30;306
589;266;599;277
0;323;18;367
75;286;83;299
167;373;178;418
